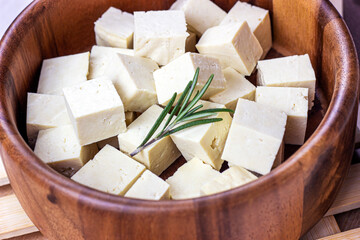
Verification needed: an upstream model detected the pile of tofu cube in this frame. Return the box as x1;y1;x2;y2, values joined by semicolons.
26;0;316;200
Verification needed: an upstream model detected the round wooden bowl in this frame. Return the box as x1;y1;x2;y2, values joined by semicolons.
0;0;358;239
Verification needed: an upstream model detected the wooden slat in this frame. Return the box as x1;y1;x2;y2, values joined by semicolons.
325;164;360;216
0;194;37;239
0;158;10;186
319;227;360;240
301;216;340;240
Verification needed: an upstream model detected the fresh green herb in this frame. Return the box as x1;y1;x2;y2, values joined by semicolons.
130;67;233;157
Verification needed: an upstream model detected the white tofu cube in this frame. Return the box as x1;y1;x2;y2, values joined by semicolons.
63;77;126;146
185;31;197;52
257;54;316;109
220;1;272;59
170;0;226;36
104;53;159;112
153;52;226;105
97;136;119;150
256;86;308;145
118;105;181;175
71;145;145;195
89;45;134;79
170;100;232;170
166;158;221;199
37;52;89;95
196;22;263;76
209;67;256;111
125;170;170;200
125;111;136;126
94;7;134;48
222;98;287;175
34;125;98;177
26;93;71;148
200;166;257;196
134;10;188;65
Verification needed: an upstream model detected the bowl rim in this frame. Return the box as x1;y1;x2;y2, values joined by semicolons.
0;0;358;213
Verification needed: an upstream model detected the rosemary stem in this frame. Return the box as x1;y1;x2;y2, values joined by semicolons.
130;137;161;157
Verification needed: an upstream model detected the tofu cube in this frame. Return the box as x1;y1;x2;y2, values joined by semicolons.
185;31;197;52
209;67;256;111
71;145;145;195
125;170;170;200
256;86;308;145
166;158;221;199
170;0;226;36
118;105;181;175
196;22;263;76
170;100;232;170
153;52;226;105
105;53;159;112
125;111;136;126
63;77;126;146
134;10;188;66
89;45;134;79
220;1;272;59
200;166;257;196
222;98;287;175
26;93;71;148
94;7;134;48
37;52;89;95
97;136;119;150
34;125;98;177
256;54;316;108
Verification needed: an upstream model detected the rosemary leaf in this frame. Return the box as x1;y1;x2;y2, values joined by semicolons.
161;80;193;132
178;67;200;115
183;104;203;118
179;112;216;122
176;74;214;121
192;108;234;114
138;92;177;147
163;118;223;137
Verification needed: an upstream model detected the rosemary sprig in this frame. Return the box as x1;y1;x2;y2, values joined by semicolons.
130;67;233;157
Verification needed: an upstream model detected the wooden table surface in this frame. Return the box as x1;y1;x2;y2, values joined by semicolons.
0;0;359;239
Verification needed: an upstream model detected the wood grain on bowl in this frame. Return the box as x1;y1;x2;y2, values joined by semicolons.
0;0;358;240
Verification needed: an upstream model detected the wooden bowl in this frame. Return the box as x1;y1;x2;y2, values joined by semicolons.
0;0;358;239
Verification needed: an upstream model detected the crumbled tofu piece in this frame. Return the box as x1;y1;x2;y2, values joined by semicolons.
118;105;181;175
256;86;308;145
94;7;134;48
170;0;226;36
63;77;126;146
222;98;287;175
89;45;134;79
125;170;170;200
166;158;221;199
209;67;256;111
196;22;263;76
71;145;145;195
200;166;257;195
170;100;232;170
220;1;272;59
257;54;316;108
105;53;159;112
26;93;71;148
134;10;188;65
153;52;226;105
34;125;98;177
185;31;197;52
37;52;89;95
